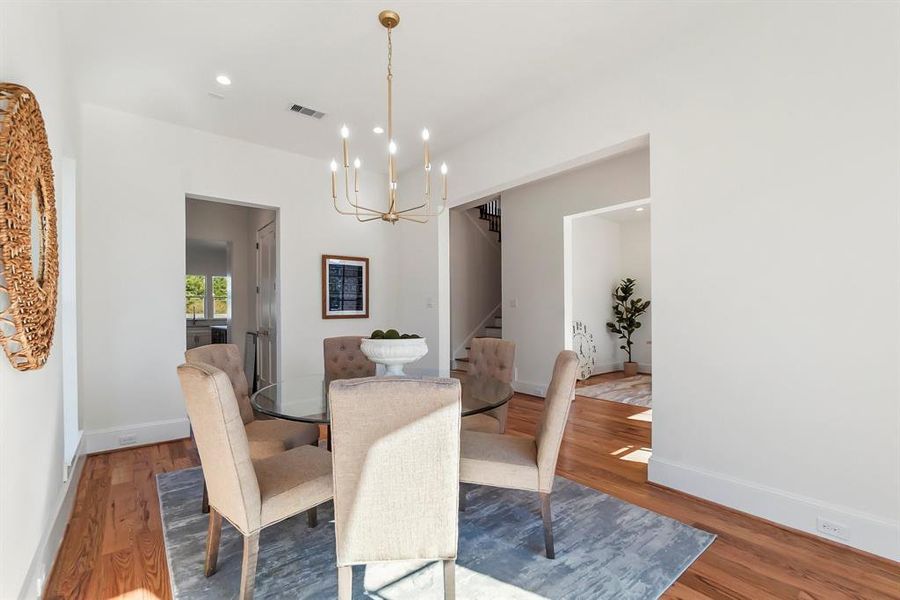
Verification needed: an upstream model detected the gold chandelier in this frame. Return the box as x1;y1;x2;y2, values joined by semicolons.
329;9;447;224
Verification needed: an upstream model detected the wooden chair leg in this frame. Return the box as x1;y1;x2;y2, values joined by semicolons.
201;481;210;514
458;486;467;512
443;559;455;599
307;506;318;528
337;565;352;600
240;531;260;600
540;491;555;559
204;509;223;577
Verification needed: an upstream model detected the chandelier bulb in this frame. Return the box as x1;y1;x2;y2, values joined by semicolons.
330;159;338;172
421;128;430;141
341;125;350;139
389;140;397;155
354;157;361;169
440;162;448;175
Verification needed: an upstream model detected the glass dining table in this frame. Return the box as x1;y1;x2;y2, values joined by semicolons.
251;372;514;448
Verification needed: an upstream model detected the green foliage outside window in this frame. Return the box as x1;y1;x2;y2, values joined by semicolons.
212;275;230;319
185;275;205;319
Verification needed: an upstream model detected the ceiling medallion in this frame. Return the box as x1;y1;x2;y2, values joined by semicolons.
0;83;59;371
329;9;448;224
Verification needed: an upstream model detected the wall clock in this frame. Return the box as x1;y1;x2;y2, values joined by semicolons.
0;83;59;371
572;320;596;381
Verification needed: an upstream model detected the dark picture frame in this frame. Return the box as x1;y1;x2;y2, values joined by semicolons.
322;255;369;319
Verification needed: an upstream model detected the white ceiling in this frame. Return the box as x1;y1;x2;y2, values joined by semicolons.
59;2;703;171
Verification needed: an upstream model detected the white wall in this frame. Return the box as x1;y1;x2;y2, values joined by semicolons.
0;3;82;598
399;3;900;559
450;207;501;358
572;215;622;374
619;217;651;368
78;104;398;451
502;150;651;391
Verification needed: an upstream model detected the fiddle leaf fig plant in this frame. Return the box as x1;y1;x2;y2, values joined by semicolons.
605;278;650;363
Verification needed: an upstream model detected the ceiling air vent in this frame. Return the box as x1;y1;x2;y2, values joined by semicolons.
289;104;326;119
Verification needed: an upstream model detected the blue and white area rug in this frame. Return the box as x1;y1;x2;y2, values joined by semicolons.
157;468;714;599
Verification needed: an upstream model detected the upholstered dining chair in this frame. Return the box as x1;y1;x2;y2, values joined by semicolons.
177;362;334;600
459;350;578;559
329;377;462;600
462;338;516;434
185;343;320;512
323;336;377;384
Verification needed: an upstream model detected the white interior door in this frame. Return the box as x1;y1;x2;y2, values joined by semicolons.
256;220;277;388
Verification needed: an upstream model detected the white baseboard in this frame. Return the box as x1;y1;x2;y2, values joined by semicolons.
20;435;86;600
513;379;547;397
649;456;900;562
84;417;190;454
589;361;652;377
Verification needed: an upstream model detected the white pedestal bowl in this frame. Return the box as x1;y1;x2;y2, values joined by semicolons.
360;338;428;376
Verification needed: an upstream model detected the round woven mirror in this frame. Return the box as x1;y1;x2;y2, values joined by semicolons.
0;83;59;371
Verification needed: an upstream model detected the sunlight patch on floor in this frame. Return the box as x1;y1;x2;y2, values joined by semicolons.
627;408;652;422
610;445;653;464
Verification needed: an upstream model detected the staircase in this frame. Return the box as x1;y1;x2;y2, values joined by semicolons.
478;197;501;242
453;311;502;372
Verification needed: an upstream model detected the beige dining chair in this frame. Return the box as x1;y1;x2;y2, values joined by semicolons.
186;344;321;512
462;338;516;434
323;336;377;384
329;376;462;600
177;362;334;600
459;350;578;559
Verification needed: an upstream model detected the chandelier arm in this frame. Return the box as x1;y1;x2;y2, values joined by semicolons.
332;197;380;216
392;205;448;219
397;214;429;224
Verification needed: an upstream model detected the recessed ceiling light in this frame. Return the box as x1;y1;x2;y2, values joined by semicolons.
216;74;232;86
635;207;645;212
372;126;384;134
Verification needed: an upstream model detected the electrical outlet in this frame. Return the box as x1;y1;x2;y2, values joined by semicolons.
118;434;138;446
816;517;849;540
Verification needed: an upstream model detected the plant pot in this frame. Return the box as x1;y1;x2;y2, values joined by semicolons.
360;338;428;376
623;361;639;377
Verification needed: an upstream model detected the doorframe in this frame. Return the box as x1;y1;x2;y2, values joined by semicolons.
184;193;281;387
562;197;651;360
255;218;279;388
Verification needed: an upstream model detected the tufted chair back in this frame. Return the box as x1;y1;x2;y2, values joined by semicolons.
185;343;255;425
324;336;377;384
468;338;516;384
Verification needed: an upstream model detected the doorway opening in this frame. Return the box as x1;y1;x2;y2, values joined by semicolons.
185;196;279;390
564;198;652;460
449;195;503;373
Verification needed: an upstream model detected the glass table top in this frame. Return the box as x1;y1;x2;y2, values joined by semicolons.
251;373;514;424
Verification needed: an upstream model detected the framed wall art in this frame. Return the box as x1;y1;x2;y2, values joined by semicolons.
322;255;369;319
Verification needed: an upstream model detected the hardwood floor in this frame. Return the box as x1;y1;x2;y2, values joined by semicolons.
46;372;900;599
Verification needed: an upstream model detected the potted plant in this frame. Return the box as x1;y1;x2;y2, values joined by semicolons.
360;329;428;376
606;278;650;377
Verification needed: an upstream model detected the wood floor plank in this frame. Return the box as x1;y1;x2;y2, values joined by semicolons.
44;373;900;599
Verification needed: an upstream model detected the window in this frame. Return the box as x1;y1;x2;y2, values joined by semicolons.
185;274;231;320
212;275;231;319
185;274;206;319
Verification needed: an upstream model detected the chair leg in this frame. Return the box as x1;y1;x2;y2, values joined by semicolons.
540;491;555;559
458;486;467;512
307;506;318;528
443;559;455;599
201;481;210;514
204;509;222;577
337;565;352;600
240;531;260;600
